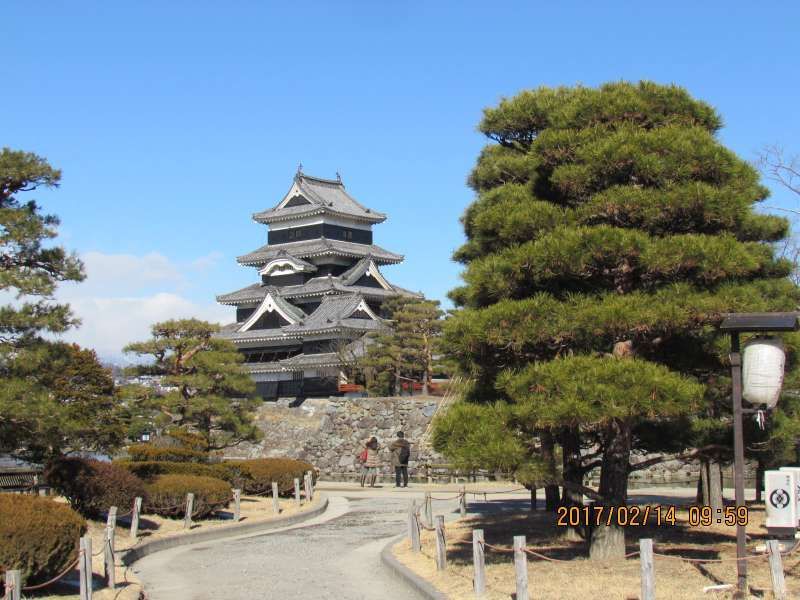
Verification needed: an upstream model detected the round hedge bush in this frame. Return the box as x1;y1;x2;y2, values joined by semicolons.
115;460;243;484
0;495;86;586
45;457;147;518
234;458;316;495
144;474;231;519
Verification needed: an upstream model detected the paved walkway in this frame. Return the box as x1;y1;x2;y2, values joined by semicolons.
132;482;746;599
133;487;460;600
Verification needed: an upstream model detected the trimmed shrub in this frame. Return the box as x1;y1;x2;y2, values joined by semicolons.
115;460;243;484
126;444;208;463
0;495;86;586
45;457;147;518
162;429;209;451
144;474;231;519
234;458;316;495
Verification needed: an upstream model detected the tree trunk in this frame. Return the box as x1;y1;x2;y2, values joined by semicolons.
756;459;764;504
559;426;584;508
529;485;537;511
422;368;429;396
707;461;723;511
540;430;560;512
697;459;723;510
590;419;631;560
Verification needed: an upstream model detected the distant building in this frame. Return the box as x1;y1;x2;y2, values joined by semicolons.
217;171;420;400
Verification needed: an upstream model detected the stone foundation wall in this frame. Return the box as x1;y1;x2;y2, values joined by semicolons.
226;396;749;486
225;396;443;475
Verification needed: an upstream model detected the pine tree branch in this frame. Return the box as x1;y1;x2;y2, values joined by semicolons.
561;480;604;502
628;444;728;472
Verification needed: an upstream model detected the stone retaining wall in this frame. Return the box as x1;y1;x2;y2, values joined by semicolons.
228;396;749;485
226;396;443;475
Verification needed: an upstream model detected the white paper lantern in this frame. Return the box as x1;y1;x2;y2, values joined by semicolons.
742;337;786;408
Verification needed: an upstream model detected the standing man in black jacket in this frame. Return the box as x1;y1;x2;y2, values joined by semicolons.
390;431;411;487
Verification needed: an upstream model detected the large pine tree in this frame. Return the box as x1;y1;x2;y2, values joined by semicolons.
436;82;800;558
124;319;260;450
0;149;106;459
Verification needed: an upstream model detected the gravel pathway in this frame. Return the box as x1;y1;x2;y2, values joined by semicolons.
133;492;452;599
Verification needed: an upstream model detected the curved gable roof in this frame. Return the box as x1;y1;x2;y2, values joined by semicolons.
253;173;386;224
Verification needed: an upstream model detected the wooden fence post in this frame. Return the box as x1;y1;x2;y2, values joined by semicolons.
272;481;280;514
767;540;787;600
294;478;301;506
472;529;486;597
106;506;117;529
513;535;528;600
639;538;654;600
103;505;117;586
435;515;447;571
304;474;312;502
80;534;92;600
424;492;432;527
130;497;142;542
306;470;314;495
408;500;421;552
104;525;115;589
184;493;194;529
4;569;21;600
233;489;241;522
460;486;467;517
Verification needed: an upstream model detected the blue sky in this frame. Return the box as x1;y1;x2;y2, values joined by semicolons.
3;1;800;359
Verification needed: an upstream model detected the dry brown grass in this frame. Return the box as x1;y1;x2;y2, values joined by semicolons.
394;503;800;600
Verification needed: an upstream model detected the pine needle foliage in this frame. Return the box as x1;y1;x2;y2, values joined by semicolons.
124;319;260;450
359;297;444;395
436;81;800;557
0;149;124;460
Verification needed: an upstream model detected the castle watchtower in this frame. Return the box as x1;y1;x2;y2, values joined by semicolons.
217;171;419;399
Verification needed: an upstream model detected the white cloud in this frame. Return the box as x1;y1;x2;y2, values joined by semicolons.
51;251;231;362
190;251;224;272
58;293;229;361
73;251;185;296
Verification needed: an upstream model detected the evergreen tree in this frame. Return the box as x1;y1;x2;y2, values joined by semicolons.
124;319;261;450
359;297;444;396
7;343;125;461
436;82;800;558
0;148;97;458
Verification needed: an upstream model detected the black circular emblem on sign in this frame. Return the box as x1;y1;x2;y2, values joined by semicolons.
770;488;790;509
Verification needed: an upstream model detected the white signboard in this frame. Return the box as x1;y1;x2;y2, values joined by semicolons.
766;469;797;530
779;466;800;524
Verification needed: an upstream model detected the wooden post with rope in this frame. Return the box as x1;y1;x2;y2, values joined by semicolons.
435;515;447;571
424;492;433;527
460;485;467;517
4;569;21;600
472;529;486;597
304;473;312;502
408;500;421;552
639;538;654;600
767;540;787;600
79;534;92;600
184;493;194;529
272;481;280;514
294;478;301;506
104;524;116;589
233;488;241;522
306;470;314;497
513;536;528;600
130;497;142;542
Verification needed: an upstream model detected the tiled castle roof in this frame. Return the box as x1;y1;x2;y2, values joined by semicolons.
236;238;403;266
253;173;386;225
217;256;421;305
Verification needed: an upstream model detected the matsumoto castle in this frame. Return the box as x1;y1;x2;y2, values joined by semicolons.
217;170;420;400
